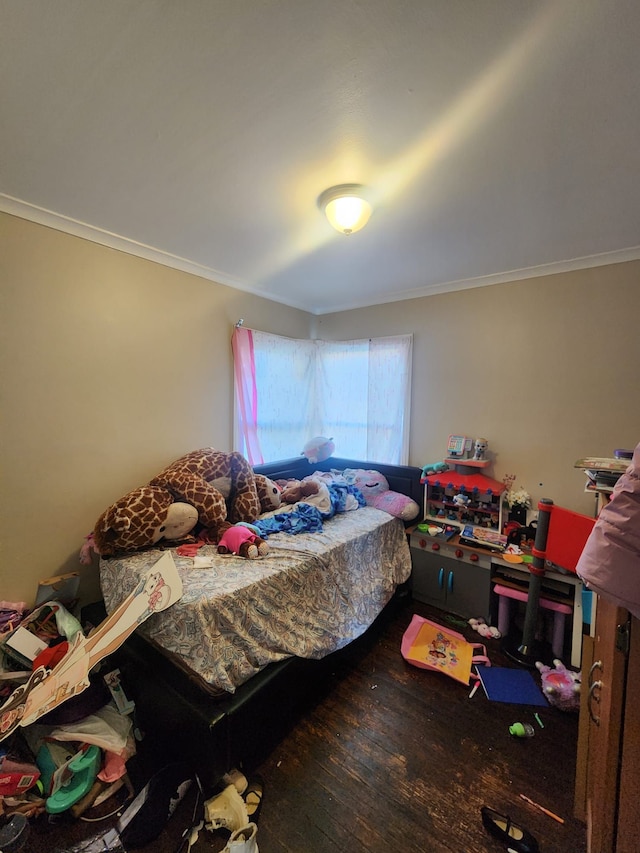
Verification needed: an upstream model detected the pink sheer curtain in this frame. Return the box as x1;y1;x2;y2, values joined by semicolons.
232;327;263;465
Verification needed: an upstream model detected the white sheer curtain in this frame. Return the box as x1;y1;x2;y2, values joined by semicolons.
233;328;412;465
315;336;412;463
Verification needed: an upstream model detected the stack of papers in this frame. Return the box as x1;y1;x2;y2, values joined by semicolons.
575;457;629;493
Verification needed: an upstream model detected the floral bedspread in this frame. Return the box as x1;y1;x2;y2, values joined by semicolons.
99;507;411;695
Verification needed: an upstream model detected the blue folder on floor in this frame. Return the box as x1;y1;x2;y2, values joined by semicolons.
476;666;548;706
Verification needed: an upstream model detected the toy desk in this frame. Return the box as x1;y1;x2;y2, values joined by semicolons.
491;555;585;668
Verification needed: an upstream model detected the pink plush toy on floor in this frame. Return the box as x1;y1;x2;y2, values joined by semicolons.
468;617;501;639
536;659;581;712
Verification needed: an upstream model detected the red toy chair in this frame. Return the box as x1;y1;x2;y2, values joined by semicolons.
505;498;595;667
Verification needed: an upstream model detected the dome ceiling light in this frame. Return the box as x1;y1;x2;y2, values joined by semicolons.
317;184;372;235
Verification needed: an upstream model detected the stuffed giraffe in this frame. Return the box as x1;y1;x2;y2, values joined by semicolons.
91;449;262;557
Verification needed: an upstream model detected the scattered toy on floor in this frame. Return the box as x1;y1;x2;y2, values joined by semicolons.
468;617;501;639
509;722;535;738
535;659;581;712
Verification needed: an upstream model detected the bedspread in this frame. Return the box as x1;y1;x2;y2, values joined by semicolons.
100;506;411;695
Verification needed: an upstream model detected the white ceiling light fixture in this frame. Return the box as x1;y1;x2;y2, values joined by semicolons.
317;184;372;235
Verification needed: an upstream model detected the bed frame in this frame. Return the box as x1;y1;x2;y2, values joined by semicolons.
106;457;422;789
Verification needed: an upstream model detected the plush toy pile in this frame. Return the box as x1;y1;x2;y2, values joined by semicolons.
468;617;501;639
82;448;418;561
83;449;280;559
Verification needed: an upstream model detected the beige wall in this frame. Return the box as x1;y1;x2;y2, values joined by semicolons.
318;264;640;517
0;213;312;605
2;211;639;607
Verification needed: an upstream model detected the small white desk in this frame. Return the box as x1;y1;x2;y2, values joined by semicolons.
491;555;585;668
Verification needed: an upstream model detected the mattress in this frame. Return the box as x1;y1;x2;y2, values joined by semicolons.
99;506;411;696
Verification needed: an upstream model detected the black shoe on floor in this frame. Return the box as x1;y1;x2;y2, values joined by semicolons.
481;806;539;853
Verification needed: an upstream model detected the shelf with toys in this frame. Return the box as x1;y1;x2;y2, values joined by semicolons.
421;435;505;532
422;470;505;532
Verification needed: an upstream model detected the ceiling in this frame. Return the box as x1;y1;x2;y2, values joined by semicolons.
1;1;639;315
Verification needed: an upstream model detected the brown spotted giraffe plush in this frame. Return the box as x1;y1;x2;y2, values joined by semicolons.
91;449;262;557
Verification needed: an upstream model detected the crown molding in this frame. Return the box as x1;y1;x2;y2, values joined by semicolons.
315;247;640;314
3;194;639;316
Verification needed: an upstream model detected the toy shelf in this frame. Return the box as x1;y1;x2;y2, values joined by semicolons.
421;471;505;531
444;457;490;469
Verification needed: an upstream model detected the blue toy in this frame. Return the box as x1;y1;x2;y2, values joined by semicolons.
421;461;449;477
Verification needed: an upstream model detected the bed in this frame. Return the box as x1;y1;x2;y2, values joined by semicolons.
97;456;422;787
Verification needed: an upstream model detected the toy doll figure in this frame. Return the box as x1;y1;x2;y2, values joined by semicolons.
217;524;269;559
473;438;488;461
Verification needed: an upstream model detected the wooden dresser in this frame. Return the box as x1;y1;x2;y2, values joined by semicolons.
577;599;640;853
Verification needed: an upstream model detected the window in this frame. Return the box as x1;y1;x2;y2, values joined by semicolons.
233;328;412;466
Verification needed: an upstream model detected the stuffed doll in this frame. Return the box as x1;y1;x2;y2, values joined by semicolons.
342;468;420;521
90;449;261;557
535;659;581;712
452;493;470;507
217;523;269;559
280;479;320;504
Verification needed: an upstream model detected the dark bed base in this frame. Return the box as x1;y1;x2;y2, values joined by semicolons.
108;456;422;790
114;588;410;789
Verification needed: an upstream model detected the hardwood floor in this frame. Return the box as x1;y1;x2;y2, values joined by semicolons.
19;596;586;853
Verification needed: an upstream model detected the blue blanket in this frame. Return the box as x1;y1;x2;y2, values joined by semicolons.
254;484;366;537
254;503;325;537
324;483;366;516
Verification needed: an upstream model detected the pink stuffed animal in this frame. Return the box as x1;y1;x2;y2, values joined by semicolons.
343;468;420;521
217;524;269;559
301;436;335;464
536;659;581;712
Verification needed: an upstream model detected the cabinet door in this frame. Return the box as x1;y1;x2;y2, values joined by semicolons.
411;547;447;607
586;598;628;853
616;616;640;853
448;559;491;620
411;548;490;619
